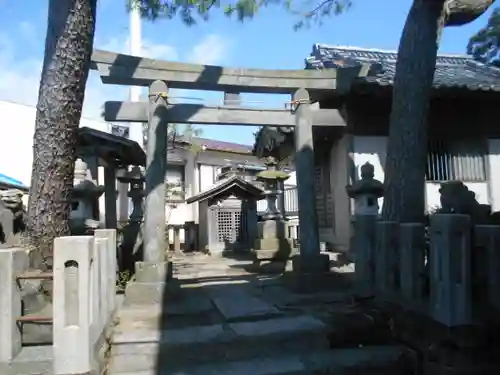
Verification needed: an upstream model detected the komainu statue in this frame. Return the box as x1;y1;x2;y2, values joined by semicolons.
0;189;26;244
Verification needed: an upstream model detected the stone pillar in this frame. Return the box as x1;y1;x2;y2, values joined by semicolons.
278;180;286;220
429;214;472;327
292;88;328;273
116;167;129;223
0;247;27;364
143;80;169;264
104;166;117;229
346;161;384;264
123;82;175;305
399;223;425;309
245;199;258;250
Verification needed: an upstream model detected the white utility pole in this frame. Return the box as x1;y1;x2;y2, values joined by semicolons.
117;4;144;223
128;4;144;147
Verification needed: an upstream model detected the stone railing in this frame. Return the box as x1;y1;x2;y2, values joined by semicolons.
0;246;29;365
53;229;117;375
353;214;500;327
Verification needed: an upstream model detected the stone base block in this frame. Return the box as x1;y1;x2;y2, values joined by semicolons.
254;237;293;259
291;254;330;274
258;220;286;239
124;279;180;306
135;261;172;283
253;239;294;260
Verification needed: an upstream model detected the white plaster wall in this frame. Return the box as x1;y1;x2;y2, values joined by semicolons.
328;134;352;252
425;182;489;211
199;164;215;192
352;136;490;213
167;150;269;228
352;136;387;211
0;100;108;187
488;139;500;212
285;171;296;187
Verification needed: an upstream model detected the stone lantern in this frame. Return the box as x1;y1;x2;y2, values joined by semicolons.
346;162;384;216
70;158;105;234
253;157;293;263
256;157;289;221
117;166;145;224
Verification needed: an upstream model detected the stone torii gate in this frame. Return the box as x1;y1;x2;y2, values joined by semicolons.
90;49;371;284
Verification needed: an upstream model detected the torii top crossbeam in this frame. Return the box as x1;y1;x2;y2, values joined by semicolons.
91;49;373;95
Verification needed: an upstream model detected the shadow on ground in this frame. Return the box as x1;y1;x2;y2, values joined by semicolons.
105;251;411;375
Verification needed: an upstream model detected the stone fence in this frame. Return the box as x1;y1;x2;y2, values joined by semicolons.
52;229;117;375
353;214;500;327
0;229;118;374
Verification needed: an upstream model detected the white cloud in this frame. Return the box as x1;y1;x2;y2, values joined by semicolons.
188;34;231;65
0;24;231;121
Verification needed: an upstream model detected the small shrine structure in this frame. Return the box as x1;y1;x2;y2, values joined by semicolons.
77;126;146;230
186;175;264;254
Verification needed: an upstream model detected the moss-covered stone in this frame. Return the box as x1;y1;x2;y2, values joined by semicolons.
256;170;289;180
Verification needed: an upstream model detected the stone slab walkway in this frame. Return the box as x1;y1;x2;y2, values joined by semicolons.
107;252;407;375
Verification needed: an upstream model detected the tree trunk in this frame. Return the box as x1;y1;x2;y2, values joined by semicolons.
381;0;447;223
27;0;97;271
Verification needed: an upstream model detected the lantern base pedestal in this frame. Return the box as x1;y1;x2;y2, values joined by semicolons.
253;239;295;260
253;219;294;260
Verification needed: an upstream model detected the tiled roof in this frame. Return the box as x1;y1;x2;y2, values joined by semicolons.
306;44;500;92
177;136;253;154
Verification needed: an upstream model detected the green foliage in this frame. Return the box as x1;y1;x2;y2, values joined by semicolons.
467;7;500;67
128;0;351;29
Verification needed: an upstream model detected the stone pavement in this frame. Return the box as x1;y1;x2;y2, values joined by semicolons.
107;253;408;375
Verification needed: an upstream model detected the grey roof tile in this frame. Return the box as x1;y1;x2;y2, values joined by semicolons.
306;44;500;92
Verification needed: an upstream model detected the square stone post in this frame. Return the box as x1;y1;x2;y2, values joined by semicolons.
291;88;329;274
116;167;130;223
0;248;27;364
104;166;117;229
429;214;472;327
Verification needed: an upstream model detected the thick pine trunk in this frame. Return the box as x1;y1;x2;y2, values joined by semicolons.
27;0;97;270
381;0;446;223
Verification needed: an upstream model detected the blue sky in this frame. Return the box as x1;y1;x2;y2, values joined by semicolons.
0;0;495;145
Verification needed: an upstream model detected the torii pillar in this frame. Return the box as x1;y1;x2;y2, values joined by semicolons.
133;80;171;287
292;88;330;274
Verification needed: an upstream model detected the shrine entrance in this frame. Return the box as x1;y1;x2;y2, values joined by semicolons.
91;48;363;269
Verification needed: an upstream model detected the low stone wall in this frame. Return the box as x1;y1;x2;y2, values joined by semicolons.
53;229;117;375
352;214;500;327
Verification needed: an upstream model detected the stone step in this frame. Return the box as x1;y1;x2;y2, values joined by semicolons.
1;346;52;375
109;346;407;375
109;315;328;373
